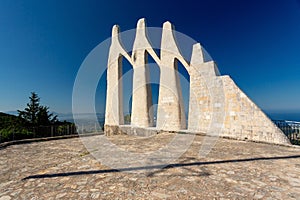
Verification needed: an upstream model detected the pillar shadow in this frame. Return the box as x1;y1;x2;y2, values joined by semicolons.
22;154;300;180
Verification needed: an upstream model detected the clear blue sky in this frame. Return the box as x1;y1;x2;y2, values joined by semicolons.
1;0;300;115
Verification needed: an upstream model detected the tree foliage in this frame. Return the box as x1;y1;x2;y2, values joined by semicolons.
0;112;33;142
0;92;76;143
124;114;131;124
18;92;58;126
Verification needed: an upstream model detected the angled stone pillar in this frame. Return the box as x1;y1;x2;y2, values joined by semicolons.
188;43;206;131
156;21;187;131
189;43;221;132
105;25;132;126
130;18;154;127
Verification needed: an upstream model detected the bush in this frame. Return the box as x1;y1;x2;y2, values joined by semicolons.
0;126;33;143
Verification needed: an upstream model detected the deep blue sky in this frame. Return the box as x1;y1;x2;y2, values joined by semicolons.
1;0;300;115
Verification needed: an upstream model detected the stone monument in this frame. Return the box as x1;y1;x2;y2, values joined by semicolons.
104;18;290;145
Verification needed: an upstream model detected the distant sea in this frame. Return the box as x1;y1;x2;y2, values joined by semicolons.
265;110;300;122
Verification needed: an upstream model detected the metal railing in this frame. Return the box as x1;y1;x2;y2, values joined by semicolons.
273;120;300;145
0;124;77;143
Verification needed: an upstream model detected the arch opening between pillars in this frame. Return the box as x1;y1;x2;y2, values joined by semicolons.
174;58;190;130
147;51;161;127
120;55;133;125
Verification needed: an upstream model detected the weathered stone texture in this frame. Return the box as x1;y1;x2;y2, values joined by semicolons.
156;21;187;131
220;76;290;144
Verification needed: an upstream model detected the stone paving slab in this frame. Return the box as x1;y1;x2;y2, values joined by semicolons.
0;133;300;199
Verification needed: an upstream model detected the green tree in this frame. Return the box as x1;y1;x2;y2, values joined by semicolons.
18;92;57;126
18;92;40;125
0;112;33;142
37;106;58;125
124;114;131;124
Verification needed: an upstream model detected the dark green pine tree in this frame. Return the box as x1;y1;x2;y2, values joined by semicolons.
37;106;58;125
18;92;58;126
18;92;40;126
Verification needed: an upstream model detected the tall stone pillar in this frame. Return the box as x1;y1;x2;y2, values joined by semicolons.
156;21;187;131
105;25;132;126
188;43;205;131
131;19;154;127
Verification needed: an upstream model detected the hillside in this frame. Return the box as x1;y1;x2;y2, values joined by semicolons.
0;112;15;117
0;111;77;143
0;112;21;129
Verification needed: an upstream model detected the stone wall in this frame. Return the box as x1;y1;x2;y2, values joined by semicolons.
220;76;290;144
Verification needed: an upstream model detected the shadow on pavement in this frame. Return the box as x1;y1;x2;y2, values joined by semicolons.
22;154;300;180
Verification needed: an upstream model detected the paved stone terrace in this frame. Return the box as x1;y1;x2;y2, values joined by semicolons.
1;133;300;199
